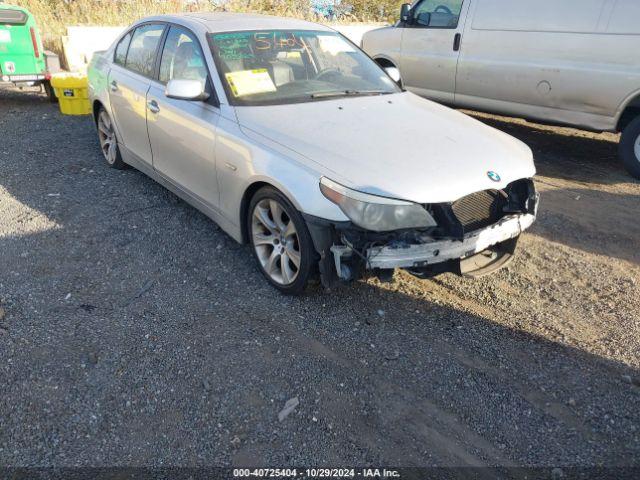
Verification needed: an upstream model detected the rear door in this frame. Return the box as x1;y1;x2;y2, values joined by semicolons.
0;7;44;78
400;0;470;103
146;25;221;208
108;23;165;167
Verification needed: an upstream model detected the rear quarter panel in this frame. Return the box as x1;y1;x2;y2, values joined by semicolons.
88;49;113;120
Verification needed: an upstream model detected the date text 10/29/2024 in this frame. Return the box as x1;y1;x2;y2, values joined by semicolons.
233;469;401;478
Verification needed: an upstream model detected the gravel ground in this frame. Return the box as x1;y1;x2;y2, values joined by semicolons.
1;85;639;469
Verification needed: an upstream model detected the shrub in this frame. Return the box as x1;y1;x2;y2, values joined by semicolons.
9;0;401;56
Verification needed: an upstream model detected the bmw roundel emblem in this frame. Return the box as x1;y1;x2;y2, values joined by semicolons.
487;171;501;182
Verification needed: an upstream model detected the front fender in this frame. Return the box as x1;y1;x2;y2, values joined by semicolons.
214;117;348;236
362;26;403;65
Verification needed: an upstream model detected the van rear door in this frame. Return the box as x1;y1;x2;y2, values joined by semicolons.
0;7;45;79
400;0;471;103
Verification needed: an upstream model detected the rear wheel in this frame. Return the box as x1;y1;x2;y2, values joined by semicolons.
248;187;317;295
43;80;57;103
97;107;126;169
620;116;640;180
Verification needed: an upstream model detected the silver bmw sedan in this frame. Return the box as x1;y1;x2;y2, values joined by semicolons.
88;13;538;294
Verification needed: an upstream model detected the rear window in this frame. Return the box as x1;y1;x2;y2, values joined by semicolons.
125;24;164;77
114;31;132;66
0;8;28;25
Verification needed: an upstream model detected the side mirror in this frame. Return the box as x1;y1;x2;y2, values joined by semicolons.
165;79;209;101
400;3;411;23
384;66;401;85
416;11;431;27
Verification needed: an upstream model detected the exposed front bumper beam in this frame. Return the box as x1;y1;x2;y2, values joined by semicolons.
365;214;535;269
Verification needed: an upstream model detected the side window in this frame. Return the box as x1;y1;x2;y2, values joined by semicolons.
114;31;132;66
412;0;464;28
159;26;208;86
125;24;165;77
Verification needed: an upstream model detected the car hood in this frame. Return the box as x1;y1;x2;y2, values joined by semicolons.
236;92;535;204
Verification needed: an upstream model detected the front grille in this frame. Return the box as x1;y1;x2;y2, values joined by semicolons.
452;190;506;232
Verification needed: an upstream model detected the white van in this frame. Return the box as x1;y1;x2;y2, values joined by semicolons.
361;0;640;178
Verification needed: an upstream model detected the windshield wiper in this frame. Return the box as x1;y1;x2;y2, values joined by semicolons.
311;90;390;99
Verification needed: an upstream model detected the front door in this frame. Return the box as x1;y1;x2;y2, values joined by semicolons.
146;25;220;208
400;0;469;103
108;23;165;167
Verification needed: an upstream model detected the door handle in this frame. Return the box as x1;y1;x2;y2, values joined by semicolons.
147;100;160;114
110;80;118;92
453;33;462;52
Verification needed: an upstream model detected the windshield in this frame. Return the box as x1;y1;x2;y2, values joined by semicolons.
208;30;400;106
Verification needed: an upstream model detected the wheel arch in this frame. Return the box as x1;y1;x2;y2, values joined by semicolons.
239;173;334;244
373;56;403;87
92;99;104;125
240;181;271;244
373;55;399;69
240;180;307;245
616;91;640;133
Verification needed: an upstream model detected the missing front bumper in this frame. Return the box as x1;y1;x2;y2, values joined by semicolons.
365;214;535;269
328;214;535;281
305;178;538;287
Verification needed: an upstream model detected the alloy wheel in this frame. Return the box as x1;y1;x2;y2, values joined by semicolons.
97;111;117;165
635;133;640;161
251;198;301;285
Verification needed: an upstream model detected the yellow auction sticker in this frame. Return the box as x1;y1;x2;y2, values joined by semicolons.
225;69;276;97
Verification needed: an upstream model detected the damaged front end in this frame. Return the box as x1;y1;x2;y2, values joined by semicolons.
306;178;539;288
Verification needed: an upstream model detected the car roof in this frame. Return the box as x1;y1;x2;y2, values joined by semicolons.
140;12;334;34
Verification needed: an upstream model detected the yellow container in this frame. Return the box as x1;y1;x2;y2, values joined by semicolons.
50;73;91;115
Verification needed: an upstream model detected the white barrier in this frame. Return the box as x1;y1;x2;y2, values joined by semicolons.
62;22;384;71
63;26;126;71
331;23;384;47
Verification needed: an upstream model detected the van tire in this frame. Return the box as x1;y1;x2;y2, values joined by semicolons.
43;80;57;103
375;58;403;88
620;116;640;179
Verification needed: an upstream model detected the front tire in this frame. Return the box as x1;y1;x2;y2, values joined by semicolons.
248;187;317;295
620;116;640;180
97;107;126;169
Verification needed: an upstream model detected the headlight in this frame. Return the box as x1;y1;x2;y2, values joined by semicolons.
320;177;437;232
